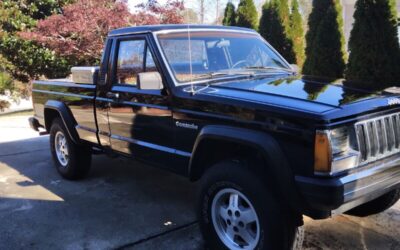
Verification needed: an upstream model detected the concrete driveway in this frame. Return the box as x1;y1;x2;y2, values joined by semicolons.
0;114;399;250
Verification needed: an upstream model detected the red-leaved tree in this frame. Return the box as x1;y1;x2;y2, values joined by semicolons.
136;0;185;24
19;0;185;65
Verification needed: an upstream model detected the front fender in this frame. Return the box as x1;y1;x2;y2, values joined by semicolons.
189;125;303;212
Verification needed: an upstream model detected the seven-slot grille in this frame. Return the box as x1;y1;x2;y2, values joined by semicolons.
355;113;400;164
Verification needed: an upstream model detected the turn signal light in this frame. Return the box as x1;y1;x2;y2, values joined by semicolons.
314;131;332;173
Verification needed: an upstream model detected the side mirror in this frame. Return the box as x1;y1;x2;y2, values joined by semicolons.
290;64;299;73
137;72;163;90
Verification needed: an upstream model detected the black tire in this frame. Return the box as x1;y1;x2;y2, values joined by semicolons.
198;160;303;250
49;118;91;180
346;188;400;217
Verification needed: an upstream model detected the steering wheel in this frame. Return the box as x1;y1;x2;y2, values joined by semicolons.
231;60;249;69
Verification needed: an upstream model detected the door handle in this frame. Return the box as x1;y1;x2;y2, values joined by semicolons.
106;92;120;100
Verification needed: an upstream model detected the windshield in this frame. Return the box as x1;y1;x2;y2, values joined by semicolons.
156;30;291;84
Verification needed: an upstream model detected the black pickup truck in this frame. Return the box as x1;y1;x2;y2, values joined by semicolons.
30;25;400;250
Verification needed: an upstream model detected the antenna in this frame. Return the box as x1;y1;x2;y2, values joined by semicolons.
186;4;194;94
184;0;208;96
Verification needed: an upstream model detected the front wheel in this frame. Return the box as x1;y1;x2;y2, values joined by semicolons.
211;187;261;249
50;118;91;180
198;160;303;250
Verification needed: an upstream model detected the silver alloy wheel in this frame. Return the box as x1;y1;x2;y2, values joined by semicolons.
55;131;69;167
211;188;260;250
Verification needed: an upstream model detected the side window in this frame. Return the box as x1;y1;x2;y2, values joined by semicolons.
116;39;159;86
145;49;157;72
116;40;145;85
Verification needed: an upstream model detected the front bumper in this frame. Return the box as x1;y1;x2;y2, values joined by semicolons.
296;153;400;215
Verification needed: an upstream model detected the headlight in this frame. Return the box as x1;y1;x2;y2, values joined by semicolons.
314;127;360;175
330;127;350;156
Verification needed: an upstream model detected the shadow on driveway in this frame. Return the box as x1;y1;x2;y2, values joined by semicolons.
0;136;202;250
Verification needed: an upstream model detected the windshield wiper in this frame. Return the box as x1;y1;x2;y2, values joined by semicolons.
191;72;228;80
190;67;289;83
243;66;294;73
193;71;252;80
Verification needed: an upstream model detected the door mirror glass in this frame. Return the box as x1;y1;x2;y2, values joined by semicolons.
137;72;163;90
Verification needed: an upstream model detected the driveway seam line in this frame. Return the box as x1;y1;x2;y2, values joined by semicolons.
113;221;198;250
0;148;48;157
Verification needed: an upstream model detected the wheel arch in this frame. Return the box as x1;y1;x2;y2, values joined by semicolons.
189;125;303;212
44;100;80;144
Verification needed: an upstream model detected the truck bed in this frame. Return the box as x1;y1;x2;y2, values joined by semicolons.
32;79;98;145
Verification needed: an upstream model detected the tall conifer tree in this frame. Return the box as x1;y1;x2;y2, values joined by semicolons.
276;0;290;29
236;0;258;29
222;2;236;26
346;0;400;88
259;0;295;63
289;0;305;67
303;0;346;78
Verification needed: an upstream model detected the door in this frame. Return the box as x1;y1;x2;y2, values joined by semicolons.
105;35;175;167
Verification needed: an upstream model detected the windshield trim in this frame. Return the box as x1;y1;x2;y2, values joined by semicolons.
152;28;292;87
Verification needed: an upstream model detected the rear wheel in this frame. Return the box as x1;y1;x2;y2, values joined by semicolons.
346;189;400;217
198;160;303;250
50;118;91;180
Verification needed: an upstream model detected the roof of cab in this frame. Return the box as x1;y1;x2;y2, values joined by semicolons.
108;24;256;37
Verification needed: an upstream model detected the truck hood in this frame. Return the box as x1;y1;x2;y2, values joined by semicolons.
193;75;398;121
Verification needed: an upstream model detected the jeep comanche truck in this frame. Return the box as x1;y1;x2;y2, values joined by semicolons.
29;25;400;250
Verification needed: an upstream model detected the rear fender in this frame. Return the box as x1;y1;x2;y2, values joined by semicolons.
44;100;80;144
